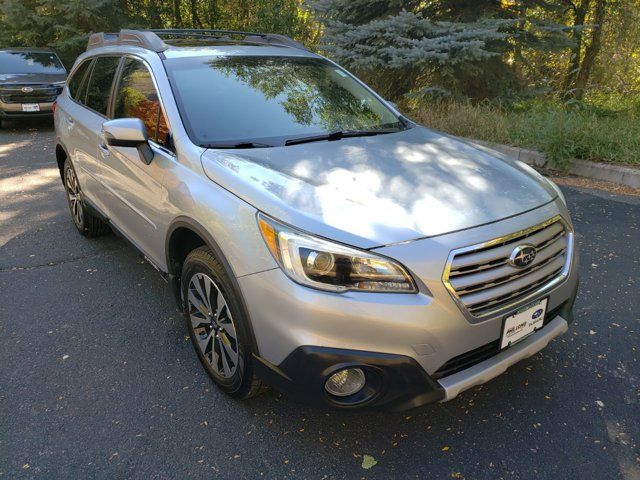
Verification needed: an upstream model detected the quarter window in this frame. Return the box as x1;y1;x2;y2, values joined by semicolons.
114;58;170;148
84;56;120;116
67;60;92;102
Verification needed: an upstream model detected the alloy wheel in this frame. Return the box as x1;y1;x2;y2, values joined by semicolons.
187;273;239;378
65;167;83;227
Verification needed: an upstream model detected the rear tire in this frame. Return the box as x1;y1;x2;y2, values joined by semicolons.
182;246;265;399
63;159;110;237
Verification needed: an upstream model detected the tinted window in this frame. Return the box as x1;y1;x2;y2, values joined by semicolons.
114;58;170;148
165;56;402;146
0;51;65;74
67;60;92;101
84;56;120;116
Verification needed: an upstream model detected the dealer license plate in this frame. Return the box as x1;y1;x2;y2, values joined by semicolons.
22;103;40;112
500;298;547;349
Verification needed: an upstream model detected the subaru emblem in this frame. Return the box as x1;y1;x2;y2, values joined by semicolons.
21;86;34;93
509;244;537;268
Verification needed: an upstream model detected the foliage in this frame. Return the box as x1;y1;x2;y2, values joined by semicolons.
0;0;638;165
308;0;574;100
405;98;640;166
0;0;318;67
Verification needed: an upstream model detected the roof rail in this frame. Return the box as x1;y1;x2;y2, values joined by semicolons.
86;29;306;52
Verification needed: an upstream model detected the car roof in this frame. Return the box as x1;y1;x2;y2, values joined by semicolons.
161;43;319;60
85;30;317;59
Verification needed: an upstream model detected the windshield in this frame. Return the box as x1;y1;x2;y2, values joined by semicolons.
165;55;405;147
0;51;66;74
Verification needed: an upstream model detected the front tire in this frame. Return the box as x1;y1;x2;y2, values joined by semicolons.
63;159;110;237
182;246;265;399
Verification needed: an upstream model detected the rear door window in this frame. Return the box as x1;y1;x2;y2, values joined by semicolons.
84;56;121;116
67;60;92;102
114;58;171;148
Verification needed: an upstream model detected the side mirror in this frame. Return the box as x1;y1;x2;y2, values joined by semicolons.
102;118;154;165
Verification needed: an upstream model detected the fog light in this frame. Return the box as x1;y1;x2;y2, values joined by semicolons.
325;368;366;397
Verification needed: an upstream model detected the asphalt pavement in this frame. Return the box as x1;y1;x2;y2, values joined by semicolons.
1;120;639;479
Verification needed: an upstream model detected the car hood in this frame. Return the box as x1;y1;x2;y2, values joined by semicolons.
200;126;556;248
0;72;66;84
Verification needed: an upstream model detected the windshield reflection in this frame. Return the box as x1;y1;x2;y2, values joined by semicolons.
167;56;401;146
0;51;66;74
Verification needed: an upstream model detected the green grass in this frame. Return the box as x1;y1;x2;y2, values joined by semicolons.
404;99;640;168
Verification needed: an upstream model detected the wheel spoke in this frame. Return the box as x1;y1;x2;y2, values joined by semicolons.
190;312;209;331
198;330;213;356
211;342;220;370
220;332;238;363
193;276;211;313
188;289;209;318
219;338;233;376
76;202;83;223
220;324;237;342
215;291;226;319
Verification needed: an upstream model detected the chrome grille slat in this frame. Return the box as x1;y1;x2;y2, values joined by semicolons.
451;237;567;293
443;216;572;318
462;256;566;307
450;221;564;271
467;268;563;314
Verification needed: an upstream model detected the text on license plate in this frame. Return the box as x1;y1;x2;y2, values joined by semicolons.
500;298;547;349
22;103;40;112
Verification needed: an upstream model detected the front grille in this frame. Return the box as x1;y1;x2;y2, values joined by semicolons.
0;84;62;104
432;303;565;380
443;216;572;318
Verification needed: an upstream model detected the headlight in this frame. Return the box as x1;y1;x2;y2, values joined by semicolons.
257;213;417;293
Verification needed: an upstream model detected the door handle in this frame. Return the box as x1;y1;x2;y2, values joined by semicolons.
98;143;110;157
66;117;75;126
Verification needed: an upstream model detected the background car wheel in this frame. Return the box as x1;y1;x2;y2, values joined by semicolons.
63;159;110;237
181;246;265;399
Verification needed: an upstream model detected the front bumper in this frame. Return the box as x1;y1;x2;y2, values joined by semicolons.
0;101;54;118
252;288;576;410
239;202;579;410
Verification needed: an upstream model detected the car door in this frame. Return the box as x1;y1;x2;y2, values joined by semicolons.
98;56;174;267
56;58;106;211
64;56;121;215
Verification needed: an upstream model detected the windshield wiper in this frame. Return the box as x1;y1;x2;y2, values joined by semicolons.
202;142;275;149
284;128;401;146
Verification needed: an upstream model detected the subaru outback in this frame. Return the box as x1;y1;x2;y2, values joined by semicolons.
53;29;578;410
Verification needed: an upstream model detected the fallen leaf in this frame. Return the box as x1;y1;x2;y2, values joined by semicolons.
361;455;378;469
62;355;69;360
442;446;450;452
596;400;605;408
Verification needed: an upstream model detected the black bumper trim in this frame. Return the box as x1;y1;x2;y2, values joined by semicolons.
253;346;445;411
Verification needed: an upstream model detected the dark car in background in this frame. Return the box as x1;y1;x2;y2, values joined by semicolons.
0;48;67;128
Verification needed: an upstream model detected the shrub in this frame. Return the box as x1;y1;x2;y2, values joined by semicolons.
404;99;640;167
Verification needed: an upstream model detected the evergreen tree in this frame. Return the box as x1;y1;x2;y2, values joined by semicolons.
308;0;574;100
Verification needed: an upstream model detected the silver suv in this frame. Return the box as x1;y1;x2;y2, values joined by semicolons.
54;30;578;410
